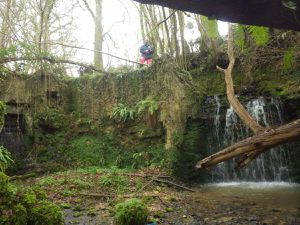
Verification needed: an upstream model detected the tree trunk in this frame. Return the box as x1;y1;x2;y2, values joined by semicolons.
171;9;179;59
0;0;12;48
162;7;173;55
217;24;264;134
94;0;103;70
139;4;146;41
177;11;186;68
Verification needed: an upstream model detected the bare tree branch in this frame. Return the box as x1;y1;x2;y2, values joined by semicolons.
1;56;105;73
81;0;95;21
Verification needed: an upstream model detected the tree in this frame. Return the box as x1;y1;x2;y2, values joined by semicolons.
82;0;103;69
0;0;13;48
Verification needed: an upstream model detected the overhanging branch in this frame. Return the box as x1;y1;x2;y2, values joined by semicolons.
0;56;105;73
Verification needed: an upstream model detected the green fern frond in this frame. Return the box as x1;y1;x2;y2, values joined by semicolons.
136;98;158;116
247;26;269;46
0;146;14;172
111;103;135;122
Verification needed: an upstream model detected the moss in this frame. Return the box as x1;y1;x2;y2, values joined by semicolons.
0;172;63;225
20;189;38;208
0;101;6;127
171;121;209;182
29;201;64;225
114;198;148;225
10;204;28;225
0;172;9;194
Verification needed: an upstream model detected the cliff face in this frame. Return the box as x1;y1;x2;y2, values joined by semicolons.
0;62;197;156
0;60;299;180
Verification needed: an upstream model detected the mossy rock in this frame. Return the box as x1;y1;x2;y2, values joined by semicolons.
114;198;148;225
10;204;28;225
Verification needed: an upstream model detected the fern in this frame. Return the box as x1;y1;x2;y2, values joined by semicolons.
201;16;219;39
247;26;269;46
282;0;298;10
136;98;158;115
0;146;14;172
111;103;135;122
283;48;296;72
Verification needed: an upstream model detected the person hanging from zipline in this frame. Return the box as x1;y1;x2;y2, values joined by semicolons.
139;40;153;66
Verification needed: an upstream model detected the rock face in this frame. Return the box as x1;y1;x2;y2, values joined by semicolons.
0;63;299;182
134;0;300;31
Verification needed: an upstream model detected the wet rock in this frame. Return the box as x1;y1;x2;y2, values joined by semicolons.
216;216;233;222
272;208;281;212
246;216;257;221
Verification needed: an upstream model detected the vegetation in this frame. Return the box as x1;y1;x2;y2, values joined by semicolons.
0;146;14;172
0;101;5;130
136;98;158;116
114;199;149;225
111;103;135;122
0;172;63;225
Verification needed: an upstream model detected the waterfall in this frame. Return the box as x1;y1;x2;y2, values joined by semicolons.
210;96;292;182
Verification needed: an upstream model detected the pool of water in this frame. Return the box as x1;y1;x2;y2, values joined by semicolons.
202;182;300;209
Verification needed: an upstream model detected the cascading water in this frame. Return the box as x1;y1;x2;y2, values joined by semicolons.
210;96;292;182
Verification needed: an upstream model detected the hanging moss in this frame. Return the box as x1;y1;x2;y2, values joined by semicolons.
171;120;209;183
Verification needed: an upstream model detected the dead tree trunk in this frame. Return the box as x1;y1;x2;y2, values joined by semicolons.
196;24;300;169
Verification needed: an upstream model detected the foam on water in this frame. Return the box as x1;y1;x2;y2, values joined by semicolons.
206;182;300;189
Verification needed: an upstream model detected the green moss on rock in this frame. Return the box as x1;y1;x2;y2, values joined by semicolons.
29;201;63;225
114;198;149;225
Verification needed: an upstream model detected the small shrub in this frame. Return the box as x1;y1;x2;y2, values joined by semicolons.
99;174;127;193
114;198;148;225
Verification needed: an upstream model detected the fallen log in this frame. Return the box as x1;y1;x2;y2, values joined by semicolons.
196;119;300;169
9;172;37;181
